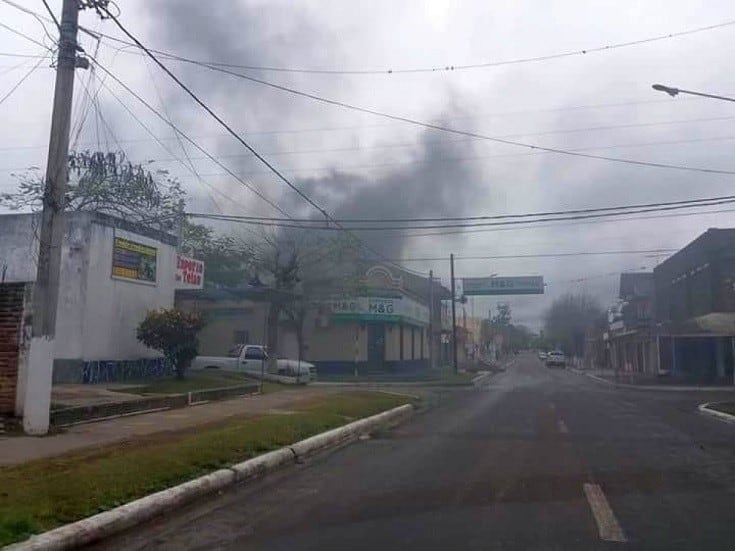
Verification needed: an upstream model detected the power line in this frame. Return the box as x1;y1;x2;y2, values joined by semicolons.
3;94;733;154
98;5;426;277
39;0;60;32
383;249;678;262
93;15;735;75
6;2;735;77
0;54;47;106
0;51;48;58
187;193;735;224
190;197;735;231
87;56;293;219
181;61;735;177
400;205;735;238
0;21;53;51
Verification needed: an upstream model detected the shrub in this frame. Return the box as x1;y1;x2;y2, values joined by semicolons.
136;309;205;379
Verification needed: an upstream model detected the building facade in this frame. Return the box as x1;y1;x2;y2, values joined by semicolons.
303;265;441;375
654;228;735;382
0;212;180;414
608;272;657;374
176;264;449;376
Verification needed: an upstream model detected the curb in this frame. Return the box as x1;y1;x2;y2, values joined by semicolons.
698;402;735;423
570;369;735;392
6;403;414;551
312;380;473;388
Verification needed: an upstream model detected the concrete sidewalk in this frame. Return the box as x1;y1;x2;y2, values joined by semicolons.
0;388;342;466
568;367;735;391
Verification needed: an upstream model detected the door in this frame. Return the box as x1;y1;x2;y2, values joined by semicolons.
367;323;386;368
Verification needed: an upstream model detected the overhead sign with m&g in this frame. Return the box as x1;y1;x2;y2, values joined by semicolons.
462;276;544;296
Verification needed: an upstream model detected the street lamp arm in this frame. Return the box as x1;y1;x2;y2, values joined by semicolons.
652;83;735;103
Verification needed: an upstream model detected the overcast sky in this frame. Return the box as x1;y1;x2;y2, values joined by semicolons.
2;0;735;329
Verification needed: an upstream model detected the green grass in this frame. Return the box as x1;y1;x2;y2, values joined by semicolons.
0;391;413;546
709;402;735;416
121;371;259;395
318;366;475;385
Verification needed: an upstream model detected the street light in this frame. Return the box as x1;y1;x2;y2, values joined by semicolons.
652;83;735;103
652;84;679;97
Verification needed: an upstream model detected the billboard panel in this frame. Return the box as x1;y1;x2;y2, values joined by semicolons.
112;236;157;283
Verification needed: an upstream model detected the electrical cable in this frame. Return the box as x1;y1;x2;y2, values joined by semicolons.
0;51;47;58
39;0;60;32
0;21;53;51
99;6;428;277
6;1;735;77
186;193;735;224
87;13;735;76
381;249;678;262
0;55;47;106
180;60;735;176
191;199;735;232
400;205;735;238
87;55;294;220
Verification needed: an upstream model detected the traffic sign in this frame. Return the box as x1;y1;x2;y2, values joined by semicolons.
462;276;544;295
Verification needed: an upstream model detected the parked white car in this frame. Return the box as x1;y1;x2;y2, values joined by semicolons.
192;344;315;381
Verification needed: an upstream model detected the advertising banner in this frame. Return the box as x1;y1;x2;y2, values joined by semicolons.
175;254;205;289
112;236;157;283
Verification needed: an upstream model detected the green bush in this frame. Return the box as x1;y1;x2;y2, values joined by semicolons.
136;309;205;379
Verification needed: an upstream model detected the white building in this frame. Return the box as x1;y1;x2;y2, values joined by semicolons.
0;211;180;416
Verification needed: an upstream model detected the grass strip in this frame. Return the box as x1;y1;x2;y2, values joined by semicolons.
708;401;735;416
0;391;411;546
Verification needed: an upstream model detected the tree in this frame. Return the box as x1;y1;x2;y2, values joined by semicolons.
136;308;205;379
248;230;361;370
492;303;512;326
180;220;256;288
0;150;185;232
544;293;604;357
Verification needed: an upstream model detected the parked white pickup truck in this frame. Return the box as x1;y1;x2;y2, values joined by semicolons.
192;344;316;382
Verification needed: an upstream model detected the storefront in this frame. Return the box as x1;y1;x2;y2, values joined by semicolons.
305;294;430;375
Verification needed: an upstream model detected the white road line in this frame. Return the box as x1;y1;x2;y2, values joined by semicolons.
583;483;627;542
558;419;569;434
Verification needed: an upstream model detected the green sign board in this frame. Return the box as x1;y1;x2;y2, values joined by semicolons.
112;236;157;283
462;276;544;296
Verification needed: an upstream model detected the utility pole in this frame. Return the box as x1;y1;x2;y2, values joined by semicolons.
24;0;81;434
428;269;434;369
450;254;458;374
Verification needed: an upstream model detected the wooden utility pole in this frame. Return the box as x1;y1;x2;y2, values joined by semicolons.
450;254;458;374
428;269;434;369
25;0;80;434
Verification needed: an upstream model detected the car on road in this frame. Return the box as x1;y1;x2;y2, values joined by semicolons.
545;350;566;368
538;351;547;361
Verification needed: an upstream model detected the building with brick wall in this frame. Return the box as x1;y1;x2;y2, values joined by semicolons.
0;212;181;416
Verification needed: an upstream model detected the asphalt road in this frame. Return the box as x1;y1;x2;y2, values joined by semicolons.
96;353;735;550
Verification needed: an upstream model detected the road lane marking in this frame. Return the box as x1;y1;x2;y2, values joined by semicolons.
558;419;569;434
583;483;627;542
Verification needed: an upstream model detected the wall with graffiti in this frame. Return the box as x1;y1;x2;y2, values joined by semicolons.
80;358;173;384
52;357;173;384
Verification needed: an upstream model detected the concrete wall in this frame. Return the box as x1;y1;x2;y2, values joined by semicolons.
385;324;401;361
77;221;177;361
305;321;365;362
176;296;268;356
0;212;178;367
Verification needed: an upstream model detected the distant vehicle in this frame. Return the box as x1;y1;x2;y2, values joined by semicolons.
192;344;316;381
538;351;547;361
545;350;566;368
